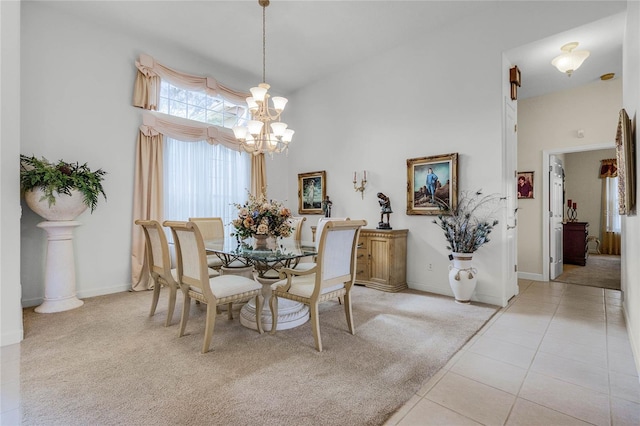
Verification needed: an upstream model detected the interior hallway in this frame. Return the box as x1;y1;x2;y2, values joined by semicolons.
387;280;639;426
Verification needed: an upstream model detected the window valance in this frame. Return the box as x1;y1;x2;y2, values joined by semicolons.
599;158;617;178
140;112;243;152
133;53;250;109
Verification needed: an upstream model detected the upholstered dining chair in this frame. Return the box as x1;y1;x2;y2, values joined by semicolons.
136;219;221;327
135;219;183;327
294;217;349;272
164;220;263;353
287;216;306;241
188;217;225;271
270;219;366;351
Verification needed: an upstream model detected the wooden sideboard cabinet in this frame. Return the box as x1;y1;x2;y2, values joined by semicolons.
355;229;408;292
563;222;589;266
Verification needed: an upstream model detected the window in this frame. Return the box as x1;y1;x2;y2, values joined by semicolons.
605;176;621;233
158;81;248;128
159;82;251;237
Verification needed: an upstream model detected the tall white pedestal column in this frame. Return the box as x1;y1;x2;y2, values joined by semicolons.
35;221;84;313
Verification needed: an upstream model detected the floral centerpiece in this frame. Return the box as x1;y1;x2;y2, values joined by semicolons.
231;193;293;245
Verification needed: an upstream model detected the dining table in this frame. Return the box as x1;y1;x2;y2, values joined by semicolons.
205;237;317;332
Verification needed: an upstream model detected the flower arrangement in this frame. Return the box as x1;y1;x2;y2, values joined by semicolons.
20;154;107;213
231;193;293;240
432;190;502;254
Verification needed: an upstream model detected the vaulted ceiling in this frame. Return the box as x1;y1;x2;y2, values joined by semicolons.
39;1;626;100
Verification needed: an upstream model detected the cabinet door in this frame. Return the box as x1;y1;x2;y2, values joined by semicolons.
368;237;390;285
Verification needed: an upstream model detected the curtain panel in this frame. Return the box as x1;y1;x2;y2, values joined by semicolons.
131;129;164;290
133;53;249;108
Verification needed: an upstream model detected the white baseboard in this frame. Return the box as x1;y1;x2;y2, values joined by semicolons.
1;330;24;347
22;283;131;308
408;282;506;307
518;272;544;281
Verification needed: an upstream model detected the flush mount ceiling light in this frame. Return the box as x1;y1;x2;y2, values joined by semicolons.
233;0;294;157
551;42;590;77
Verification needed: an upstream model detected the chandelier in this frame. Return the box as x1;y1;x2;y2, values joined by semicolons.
233;0;294;156
551;42;590;77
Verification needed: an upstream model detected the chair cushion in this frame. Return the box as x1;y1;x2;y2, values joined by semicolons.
273;274;344;299
206;254;224;268
209;275;261;298
292;262;316;272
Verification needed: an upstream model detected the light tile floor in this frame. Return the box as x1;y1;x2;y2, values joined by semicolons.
386;280;640;426
1;280;638;425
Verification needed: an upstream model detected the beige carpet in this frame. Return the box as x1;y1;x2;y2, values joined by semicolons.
554;254;621;290
21;285;497;426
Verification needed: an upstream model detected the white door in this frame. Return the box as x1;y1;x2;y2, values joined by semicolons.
505;99;518;297
549;155;564;279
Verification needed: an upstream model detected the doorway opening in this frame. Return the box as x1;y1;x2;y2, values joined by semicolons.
543;144;621;290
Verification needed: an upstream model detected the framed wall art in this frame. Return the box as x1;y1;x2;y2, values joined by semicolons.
407;153;458;215
517;171;534;199
616;108;636;215
298;170;326;214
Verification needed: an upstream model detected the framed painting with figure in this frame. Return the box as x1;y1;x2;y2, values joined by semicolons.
407;153;458;215
517;171;534;199
298;171;326;214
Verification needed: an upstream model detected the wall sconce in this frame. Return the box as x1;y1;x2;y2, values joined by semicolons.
509;66;521;100
551;42;590;77
353;171;367;199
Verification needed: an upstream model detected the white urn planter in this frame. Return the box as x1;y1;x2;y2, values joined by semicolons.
25;188;88;221
448;252;478;304
25;189;86;313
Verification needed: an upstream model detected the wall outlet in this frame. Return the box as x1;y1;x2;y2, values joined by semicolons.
427;263;433;271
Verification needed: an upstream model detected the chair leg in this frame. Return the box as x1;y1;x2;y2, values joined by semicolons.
310;302;322;352
165;285;177;327
269;295;279;334
343;292;355;334
202;303;217;354
179;294;191;337
149;279;161;317
227;302;233;320
254;295;263;334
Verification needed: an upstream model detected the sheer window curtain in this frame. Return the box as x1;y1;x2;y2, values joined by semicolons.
599;159;621;255
163;137;250;238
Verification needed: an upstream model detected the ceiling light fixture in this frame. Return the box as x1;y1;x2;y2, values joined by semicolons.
233;0;294;156
551;42;590;77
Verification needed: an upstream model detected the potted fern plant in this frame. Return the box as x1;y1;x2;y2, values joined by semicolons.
433;190;501;303
20;154;107;221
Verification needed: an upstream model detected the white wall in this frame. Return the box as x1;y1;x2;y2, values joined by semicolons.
1;0;24;346
273;2;626;307
564;148;617;244
517;79;622;276
621;0;640;373
19;2;257;307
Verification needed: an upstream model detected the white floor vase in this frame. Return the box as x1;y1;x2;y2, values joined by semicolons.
448;252;477;304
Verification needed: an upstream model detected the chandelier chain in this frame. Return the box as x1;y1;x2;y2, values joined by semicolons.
262;3;266;84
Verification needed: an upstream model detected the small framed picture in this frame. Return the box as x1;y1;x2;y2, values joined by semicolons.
407;153;458;215
298;171;326;214
517;171;534;199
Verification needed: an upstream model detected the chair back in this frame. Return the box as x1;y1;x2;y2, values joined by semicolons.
315;219;366;295
314;217;349;250
189;217;225;241
164;221;215;301
284;216;306;242
135;219;172;281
